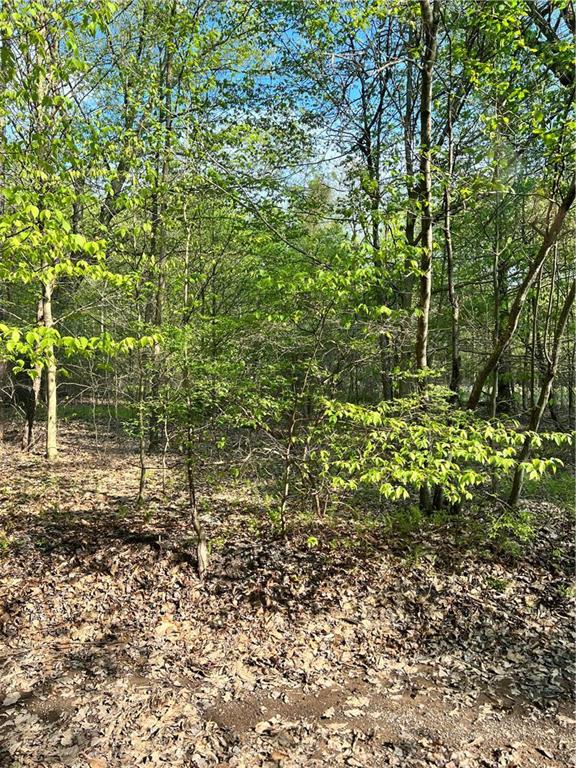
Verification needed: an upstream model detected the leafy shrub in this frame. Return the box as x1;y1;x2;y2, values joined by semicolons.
317;386;567;507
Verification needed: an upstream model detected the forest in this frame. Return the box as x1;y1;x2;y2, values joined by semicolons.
0;1;574;766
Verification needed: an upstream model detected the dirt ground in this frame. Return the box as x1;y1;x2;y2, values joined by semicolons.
0;423;574;767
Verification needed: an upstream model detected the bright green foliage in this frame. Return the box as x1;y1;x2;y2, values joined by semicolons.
320;387;570;504
0;0;149;377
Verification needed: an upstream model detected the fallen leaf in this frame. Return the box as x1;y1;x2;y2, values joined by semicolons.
87;758;108;768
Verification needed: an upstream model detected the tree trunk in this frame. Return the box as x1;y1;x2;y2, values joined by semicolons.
181;203;208;579
490;115;501;418
498;353;515;414
186;421;208;580
279;406;298;536
136;365;147;507
20;298;44;450
444;52;460;400
568;341;575;424
20;368;41;451
398;35;417;397
415;0;440;376
416;0;439;513
148;15;174;451
42;278;57;460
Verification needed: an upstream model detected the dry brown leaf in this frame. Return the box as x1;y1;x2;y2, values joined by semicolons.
87;758;108;768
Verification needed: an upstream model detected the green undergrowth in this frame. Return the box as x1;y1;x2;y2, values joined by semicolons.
58;402;135;425
521;470;575;511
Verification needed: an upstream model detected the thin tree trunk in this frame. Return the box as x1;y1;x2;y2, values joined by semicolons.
181;204;208;579
279;407;297;536
568;337;575;424
416;0;439;513
490;111;501;418
415;0;439;377
521;344;528;412
136;366;147;507
20;299;44;450
445;197;461;399
22;366;42;450
399;34;417;397
42;277;57;460
401;30;417;311
444;49;460;400
186;420;208;580
357;59;392;401
530;288;539;410
497;253;515;414
548;385;562;429
35;14;57;460
149;14;174;451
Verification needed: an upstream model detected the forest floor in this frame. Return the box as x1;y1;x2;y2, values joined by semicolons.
0;422;574;768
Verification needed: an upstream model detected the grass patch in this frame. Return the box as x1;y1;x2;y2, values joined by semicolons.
522;469;575;511
59;402;135;424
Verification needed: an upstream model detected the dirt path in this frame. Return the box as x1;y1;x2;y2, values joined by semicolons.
0;424;574;767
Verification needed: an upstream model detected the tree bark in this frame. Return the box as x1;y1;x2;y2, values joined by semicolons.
21;299;44;450
186;421;208;580
416;0;440;514
444;47;460;400
148;14;175;451
569;339;575;424
415;0;440;376
42;277;57;460
398;33;418;397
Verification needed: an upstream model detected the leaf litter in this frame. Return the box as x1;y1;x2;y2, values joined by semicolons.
0;423;574;767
